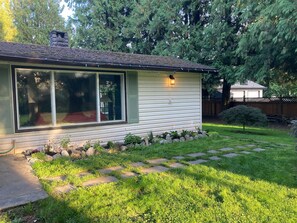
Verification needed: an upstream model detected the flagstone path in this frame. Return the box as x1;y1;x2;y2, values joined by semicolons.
48;145;266;194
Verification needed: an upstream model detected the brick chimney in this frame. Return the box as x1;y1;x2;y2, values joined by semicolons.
49;30;69;47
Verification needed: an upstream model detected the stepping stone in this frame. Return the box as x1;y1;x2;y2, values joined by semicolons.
209;156;221;161
140;166;169;174
77;172;92;178
219;147;233;151
99;166;124;174
236;146;246;149
121;171;138;179
130;162;145;167
188;159;208;165
222;153;239;158
207;150;219;154
82;176;118;187
54;184;75;194
146;158;168;165
245;144;256;147
187;152;206;157
46;175;66;181
168;163;185;168
241;151;251;154
173;156;185;160
253;148;265;152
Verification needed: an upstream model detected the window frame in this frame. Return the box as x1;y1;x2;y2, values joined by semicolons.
13;66;127;132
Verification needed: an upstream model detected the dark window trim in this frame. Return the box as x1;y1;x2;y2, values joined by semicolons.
12;65;127;133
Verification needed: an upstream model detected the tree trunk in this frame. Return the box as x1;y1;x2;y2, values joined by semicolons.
221;79;231;110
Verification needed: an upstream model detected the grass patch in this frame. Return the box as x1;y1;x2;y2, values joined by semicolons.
1;123;296;222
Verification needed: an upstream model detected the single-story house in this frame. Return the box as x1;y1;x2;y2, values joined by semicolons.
0;30;217;153
217;80;266;99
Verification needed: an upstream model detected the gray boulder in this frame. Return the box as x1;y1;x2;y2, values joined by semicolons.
61;150;70;157
53;154;62;159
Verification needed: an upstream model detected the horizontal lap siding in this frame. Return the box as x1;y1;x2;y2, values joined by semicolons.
0;70;202;153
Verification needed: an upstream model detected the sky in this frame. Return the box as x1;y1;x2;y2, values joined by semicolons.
60;0;73;20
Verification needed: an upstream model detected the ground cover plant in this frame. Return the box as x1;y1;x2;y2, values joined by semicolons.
1;123;297;222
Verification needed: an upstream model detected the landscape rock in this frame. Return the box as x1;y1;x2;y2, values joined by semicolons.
180;137;185;142
173;139;180;143
144;137;149;146
53;146;62;154
120;145;127;151
61;150;70;157
52;154;62;159
185;135;190;141
45;155;53;162
70;150;81;159
81;151;86;158
86;147;95;156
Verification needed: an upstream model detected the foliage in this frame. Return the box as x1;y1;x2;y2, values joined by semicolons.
11;0;66;45
0;0;17;41
60;137;70;149
83;140;91;151
31;152;46;160
124;133;142;145
148;131;154;144
219;105;268;131
93;141;104;153
106;141;115;149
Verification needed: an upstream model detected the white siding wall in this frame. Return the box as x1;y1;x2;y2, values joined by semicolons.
0;70;202;153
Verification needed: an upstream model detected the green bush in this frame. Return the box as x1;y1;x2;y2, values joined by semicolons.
93;141;104;152
124;133;142;145
219;105;267;131
106;141;115;149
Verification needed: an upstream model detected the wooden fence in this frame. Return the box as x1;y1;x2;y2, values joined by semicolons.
203;97;297;120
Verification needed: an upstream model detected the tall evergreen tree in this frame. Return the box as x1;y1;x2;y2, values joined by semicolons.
11;0;65;45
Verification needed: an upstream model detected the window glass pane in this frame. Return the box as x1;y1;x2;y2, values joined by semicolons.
16;69;52;127
99;74;122;121
55;72;96;124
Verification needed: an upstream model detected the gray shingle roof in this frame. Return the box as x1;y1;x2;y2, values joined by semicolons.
0;42;218;73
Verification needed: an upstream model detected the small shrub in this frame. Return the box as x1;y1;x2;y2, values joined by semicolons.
60;136;70;148
170;131;180;139
106;141;115;149
93;141;104;152
148;131;154;143
124;133;142;145
180;130;190;137
208;131;220;138
31;152;46;160
219;105;267;131
83;140;92;151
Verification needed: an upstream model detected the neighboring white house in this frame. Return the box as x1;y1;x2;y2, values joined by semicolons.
0;31;217;153
218;80;266;98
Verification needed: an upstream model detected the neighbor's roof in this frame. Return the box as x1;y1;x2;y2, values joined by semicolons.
231;81;266;89
0;42;218;73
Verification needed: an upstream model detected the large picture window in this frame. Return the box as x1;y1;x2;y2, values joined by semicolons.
15;68;125;130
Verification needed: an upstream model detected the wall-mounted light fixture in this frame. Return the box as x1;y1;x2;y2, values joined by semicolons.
169;74;175;86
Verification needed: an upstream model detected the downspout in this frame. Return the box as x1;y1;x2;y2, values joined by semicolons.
0;140;16;155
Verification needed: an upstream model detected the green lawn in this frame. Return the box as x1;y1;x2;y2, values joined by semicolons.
1;123;297;222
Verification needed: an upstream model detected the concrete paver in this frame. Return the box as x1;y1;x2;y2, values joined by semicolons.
188;159;208;165
253;148;265;152
209;156;221;161
168;163;185;168
130;162;145;167
121;171;138;178
207;150;219;154
82;176;118;187
222;153;239;158
0;155;48;210
146;158;168;165
140;166;169;174
219;147;233;151
99;166;124;174
187;152;206;157
241;151;251;154
172;156;185;160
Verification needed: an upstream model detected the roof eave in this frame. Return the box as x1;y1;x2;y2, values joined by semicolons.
0;56;219;74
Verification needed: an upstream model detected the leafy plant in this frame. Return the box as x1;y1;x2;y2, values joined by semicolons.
219;105;267;131
180;130;190;138
106;141;115;149
124;133;142;145
60;136;70;149
161;132;170;139
148;131;154;143
170;131;180;139
83;140;92;151
93;141;104;153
